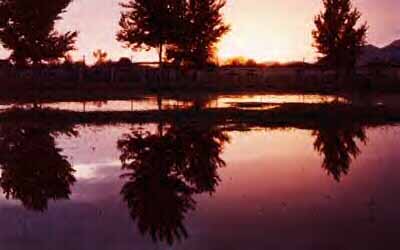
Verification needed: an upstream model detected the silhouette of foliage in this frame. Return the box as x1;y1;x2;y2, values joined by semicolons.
167;0;230;68
312;0;367;73
117;0;186;68
313;119;367;181
0;0;77;66
118;120;229;245
0;123;77;211
117;0;229;69
93;49;109;65
224;56;258;67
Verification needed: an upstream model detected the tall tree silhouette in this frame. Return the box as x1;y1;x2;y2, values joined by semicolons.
118;120;229;245
313;119;367;182
0;0;77;66
0;123;77;211
167;0;230;68
117;0;185;69
312;0;367;75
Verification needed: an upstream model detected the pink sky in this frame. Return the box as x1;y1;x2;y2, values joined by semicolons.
1;0;399;64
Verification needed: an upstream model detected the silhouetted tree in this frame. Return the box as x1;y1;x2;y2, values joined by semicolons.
313;120;367;181
312;0;367;75
93;49;109;65
0;124;77;211
167;0;230;68
118;120;229;245
0;0;77;66
117;0;186;69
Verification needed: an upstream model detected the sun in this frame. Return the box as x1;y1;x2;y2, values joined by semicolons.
218;34;297;63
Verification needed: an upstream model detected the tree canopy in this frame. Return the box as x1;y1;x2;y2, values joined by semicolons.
117;0;229;69
167;0;230;68
117;0;185;67
312;0;367;72
0;0;77;66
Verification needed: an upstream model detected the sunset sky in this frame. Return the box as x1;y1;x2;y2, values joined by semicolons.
1;0;399;64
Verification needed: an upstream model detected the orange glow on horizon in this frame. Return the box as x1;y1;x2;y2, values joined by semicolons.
217;0;318;63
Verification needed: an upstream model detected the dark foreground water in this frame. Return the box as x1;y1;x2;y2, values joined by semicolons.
0;119;399;249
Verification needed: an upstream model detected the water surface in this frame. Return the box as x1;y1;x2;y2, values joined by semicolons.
0;120;399;249
0;93;349;112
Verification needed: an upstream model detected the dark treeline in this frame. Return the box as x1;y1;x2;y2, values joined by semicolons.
0;0;388;94
0;0;369;78
1;102;396;130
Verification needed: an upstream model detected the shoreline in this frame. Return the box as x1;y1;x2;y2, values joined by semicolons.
1;103;399;129
0;83;396;103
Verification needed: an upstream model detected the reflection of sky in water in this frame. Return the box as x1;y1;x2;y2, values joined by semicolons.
57;125;131;180
0;125;399;249
0;94;349;112
5;93;400;113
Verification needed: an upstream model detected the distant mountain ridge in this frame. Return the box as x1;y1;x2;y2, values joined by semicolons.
359;39;400;66
385;40;400;49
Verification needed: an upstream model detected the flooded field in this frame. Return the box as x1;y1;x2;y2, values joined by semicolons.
0;93;399;249
0;93;349;112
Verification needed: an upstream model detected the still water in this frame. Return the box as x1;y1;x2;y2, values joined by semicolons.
0;119;399;249
0;93;348;112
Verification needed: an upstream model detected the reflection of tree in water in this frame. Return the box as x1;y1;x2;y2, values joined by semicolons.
312;120;367;182
170;123;228;193
118;121;229;245
0;123;77;211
